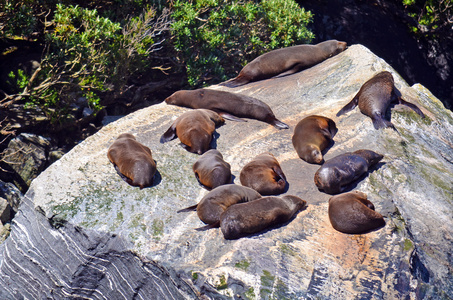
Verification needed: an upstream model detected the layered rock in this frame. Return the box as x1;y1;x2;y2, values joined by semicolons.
0;45;452;299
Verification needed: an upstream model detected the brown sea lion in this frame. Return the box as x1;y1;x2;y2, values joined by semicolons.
328;191;385;234
239;152;287;195
165;89;289;129
220;195;307;240
314;149;384;195
336;71;425;130
193;149;232;190
221;40;347;87
292;115;337;164
107;133;157;189
160;109;224;155
178;184;261;229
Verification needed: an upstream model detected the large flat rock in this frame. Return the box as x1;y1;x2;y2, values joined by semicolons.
1;45;452;299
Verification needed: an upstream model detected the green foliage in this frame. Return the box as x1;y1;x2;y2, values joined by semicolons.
7;70;29;91
402;0;453;36
171;0;314;87
2;1;37;38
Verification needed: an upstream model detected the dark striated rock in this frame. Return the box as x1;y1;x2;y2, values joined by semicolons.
0;45;452;298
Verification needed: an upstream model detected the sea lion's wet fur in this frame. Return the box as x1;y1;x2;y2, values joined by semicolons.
165;89;288;129
240;152;287;195
222;40;347;87
107;133;157;189
336;71;425;130
193;149;232;190
178;184;261;227
292;115;337;164
314;149;384;194
220;195;307;239
160;109;224;154
328;191;385;234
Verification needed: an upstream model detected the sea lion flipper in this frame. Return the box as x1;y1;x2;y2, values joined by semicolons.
217;112;247;122
177;204;198;213
195;221;220;231
398;98;425;118
271;119;289;130
219;75;248;88
337;96;358;116
160;125;177;143
372;115;397;131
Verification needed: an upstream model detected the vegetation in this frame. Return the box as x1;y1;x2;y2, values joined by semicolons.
0;0;313;144
402;0;453;37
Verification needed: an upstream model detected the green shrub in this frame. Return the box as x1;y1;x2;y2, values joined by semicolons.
170;0;314;87
402;0;453;36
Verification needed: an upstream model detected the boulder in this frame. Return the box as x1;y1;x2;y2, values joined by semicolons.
0;45;452;299
1;133;50;192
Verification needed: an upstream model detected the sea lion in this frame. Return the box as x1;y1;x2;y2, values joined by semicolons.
160;109;224;154
328;191;385;234
221;40;347;87
193;149;232;190
336;71;425;130
220;195;307;240
165;89;288;129
178;184;261;229
107;133;157;189
314;149;384;194
292;115;337;164
239;152;287;195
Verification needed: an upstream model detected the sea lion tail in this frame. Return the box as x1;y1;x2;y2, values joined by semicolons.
272;119;289;130
195;221;220;231
177;204;198;213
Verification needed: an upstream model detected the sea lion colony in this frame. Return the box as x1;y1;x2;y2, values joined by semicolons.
107;39;426;239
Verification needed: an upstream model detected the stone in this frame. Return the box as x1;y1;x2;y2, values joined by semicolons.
0;45;452;299
0;198;10;225
1;133;50;192
0;179;22;212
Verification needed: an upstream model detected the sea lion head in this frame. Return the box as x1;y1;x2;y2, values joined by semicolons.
301;144;324;164
353;149;384;166
131;159;156;189
281;195;307;212
117;133;136;140
318;40;348;57
165;90;188;106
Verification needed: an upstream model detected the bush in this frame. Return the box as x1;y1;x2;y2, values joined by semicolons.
170;0;314;86
402;0;453;37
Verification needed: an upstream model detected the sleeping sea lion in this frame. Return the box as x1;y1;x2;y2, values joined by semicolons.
193;149;232;190
107;133;157;189
220;195;307;240
165;89;288;129
292;115;337;164
221;40;347;87
239;152;287;195
314;149;384;194
178;184;261;229
336;71;425;130
328;191;385;234
160;109;224;154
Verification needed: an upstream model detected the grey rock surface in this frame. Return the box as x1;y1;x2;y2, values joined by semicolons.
0;44;452;299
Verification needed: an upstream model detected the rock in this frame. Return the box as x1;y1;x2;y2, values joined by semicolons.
0;198;11;225
0;179;22;213
1;133;50;192
0;44;452;299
